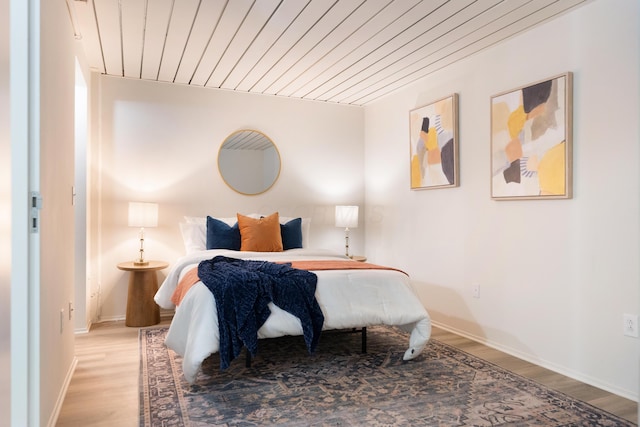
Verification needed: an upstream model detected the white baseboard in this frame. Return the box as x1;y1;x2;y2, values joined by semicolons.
96;314;126;323
74;318;92;334
431;320;638;402
47;356;78;427
96;311;173;324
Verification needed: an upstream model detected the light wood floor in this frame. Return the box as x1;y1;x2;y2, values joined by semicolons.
56;320;638;426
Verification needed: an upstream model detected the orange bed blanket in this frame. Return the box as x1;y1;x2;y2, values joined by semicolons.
170;260;407;306
287;260;407;275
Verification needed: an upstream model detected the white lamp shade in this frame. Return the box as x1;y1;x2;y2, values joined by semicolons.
128;202;158;228
335;205;359;229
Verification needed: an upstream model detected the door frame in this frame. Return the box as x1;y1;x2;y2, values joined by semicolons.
10;0;41;425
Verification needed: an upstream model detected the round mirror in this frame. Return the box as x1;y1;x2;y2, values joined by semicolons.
218;130;281;195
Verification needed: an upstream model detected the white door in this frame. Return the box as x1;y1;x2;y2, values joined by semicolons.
9;0;41;425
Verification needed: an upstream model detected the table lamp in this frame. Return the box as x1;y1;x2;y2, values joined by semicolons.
335;205;358;257
128;202;158;266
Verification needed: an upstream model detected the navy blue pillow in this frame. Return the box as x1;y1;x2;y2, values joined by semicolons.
206;216;241;250
280;218;303;250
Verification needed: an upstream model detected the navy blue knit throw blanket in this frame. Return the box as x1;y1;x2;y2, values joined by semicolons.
198;256;324;370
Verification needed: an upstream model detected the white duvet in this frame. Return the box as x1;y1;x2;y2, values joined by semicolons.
155;248;431;383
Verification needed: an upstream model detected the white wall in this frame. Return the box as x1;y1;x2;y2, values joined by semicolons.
39;1;78;424
74;59;90;333
91;77;364;321
6;1;78;425
364;0;639;400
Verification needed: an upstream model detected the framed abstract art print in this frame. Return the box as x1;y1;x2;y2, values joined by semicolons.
490;73;573;200
409;94;459;190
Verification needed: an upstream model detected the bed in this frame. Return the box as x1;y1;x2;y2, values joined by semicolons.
154;213;431;383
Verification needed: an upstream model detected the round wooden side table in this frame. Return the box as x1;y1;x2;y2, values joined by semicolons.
117;260;169;327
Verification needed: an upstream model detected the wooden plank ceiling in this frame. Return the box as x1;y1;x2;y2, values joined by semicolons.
69;0;588;106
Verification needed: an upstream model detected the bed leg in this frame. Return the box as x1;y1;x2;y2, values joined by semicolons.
245;348;252;368
361;327;367;353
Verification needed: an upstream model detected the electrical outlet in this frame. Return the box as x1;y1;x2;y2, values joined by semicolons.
623;314;638;338
472;283;480;299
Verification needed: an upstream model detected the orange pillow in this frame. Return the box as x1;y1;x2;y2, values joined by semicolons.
237;212;283;252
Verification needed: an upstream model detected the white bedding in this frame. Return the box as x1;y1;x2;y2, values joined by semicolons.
155;248;431;383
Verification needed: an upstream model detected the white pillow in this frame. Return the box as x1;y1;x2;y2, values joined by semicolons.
179;214;311;253
183;216;206;225
183;216;236;226
181;216;236;253
179;222;205;254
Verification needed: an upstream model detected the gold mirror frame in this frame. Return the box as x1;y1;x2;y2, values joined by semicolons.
218;130;281;195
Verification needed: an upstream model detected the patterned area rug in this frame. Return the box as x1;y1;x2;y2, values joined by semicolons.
139;326;634;426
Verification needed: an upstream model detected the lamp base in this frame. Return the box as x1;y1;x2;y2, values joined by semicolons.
344;232;350;257
134;260;149;266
